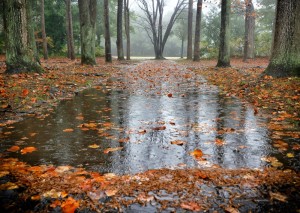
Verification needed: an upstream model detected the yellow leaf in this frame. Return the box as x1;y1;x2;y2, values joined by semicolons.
88;144;100;149
63;128;74;132
286;153;294;158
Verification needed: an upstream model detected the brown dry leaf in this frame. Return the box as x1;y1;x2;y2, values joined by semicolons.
7;145;20;152
180;201;201;211
103;147;123;154
83;123;97;128
137;192;154;202
118;137;130;143
167;93;173;98
88;144;100;149
171;140;186;146
75;115;84;120
63;128;74;132
22;89;29;97
105;189;118;197
43;189;62;198
190;149;203;159
31;195;41;201
20;146;37;154
0;171;9;178
269;192;288;202
61;197;79;213
225;206;240;213
0;182;19;190
138;129;147;134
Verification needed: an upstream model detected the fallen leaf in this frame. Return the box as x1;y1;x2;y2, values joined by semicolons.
61;197;79;213
103;147;123;154
50;200;62;208
21;146;37;154
152;126;166;131
171;140;186;146
225;206;240;213
22;89;29;96
0;182;19;190
88;144;100;149
7;145;20;152
215;138;226;146
63;128;74;132
269;192;287;202
180;202;201;211
167;93;173;98
286;153;294;158
137;192;154;202
118;137;130;143
105;189;118;197
31;195;41;201
190;149;203;159
0;171;9;178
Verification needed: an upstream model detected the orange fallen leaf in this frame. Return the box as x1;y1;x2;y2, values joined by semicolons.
50;200;62;208
61;197;79;213
190;149;203;159
31;195;41;201
103;147;123;154
167;93;173;98
7;145;20;152
180;201;201;211
21;146;37;154
22;89;29;96
215;138;226;146
63;128;74;132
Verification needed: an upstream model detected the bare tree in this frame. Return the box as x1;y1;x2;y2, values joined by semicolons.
41;0;48;60
66;0;75;60
193;0;203;61
117;0;125;60
137;0;187;59
243;0;255;62
124;0;130;60
104;0;112;62
186;0;193;59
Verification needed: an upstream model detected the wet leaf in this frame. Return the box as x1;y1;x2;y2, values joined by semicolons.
43;189;62;198
180;202;201;211
0;171;9;178
105;189;118;197
103;147;123;154
118;137;130;143
20;146;37;154
171;140;186;146
22;89;29;96
269;192;287;202
286;153;294;158
63;128;74;132
61;197;79;213
0;182;19;190
190;149;203;159
7;145;20;152
55;166;72;173
215;138;226;146
225;206;240;213
31;195;41;201
50;200;62;208
88;144;100;149
152;126;166;131
167;93;173;97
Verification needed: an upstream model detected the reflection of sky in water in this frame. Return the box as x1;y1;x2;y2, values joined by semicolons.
1;75;271;175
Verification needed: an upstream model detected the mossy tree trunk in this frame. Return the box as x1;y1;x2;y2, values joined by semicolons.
78;0;97;65
3;0;42;74
264;0;300;77
216;0;231;67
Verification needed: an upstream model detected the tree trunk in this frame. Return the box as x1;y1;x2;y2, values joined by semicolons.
117;0;125;60
193;0;203;61
187;0;193;59
104;0;112;63
264;0;300;77
66;0;75;60
181;38;184;58
124;0;130;60
216;0;231;67
41;0;48;60
243;0;255;62
3;0;42;73
78;0;97;65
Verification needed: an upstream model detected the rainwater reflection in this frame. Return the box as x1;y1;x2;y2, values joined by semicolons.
0;64;272;175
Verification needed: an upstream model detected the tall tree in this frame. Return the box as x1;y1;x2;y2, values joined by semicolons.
117;0;125;60
41;0;48;60
124;0;130;60
243;0;255;62
216;0;231;67
263;0;300;77
186;0;193;59
138;0;187;59
104;0;112;62
193;0;203;61
3;0;42;73
78;0;97;65
66;0;75;60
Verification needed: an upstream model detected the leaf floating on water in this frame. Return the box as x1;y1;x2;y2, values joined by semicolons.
103;147;123;154
190;149;203;159
88;144;100;149
171;140;186;146
61;197;79;213
152;126;166;131
7;145;20;152
180;201;201;211
21;146;37;154
63;128;74;132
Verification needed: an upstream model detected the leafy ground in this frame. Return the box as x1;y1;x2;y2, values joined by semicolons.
0;56;299;212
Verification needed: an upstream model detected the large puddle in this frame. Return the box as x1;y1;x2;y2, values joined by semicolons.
0;61;284;174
